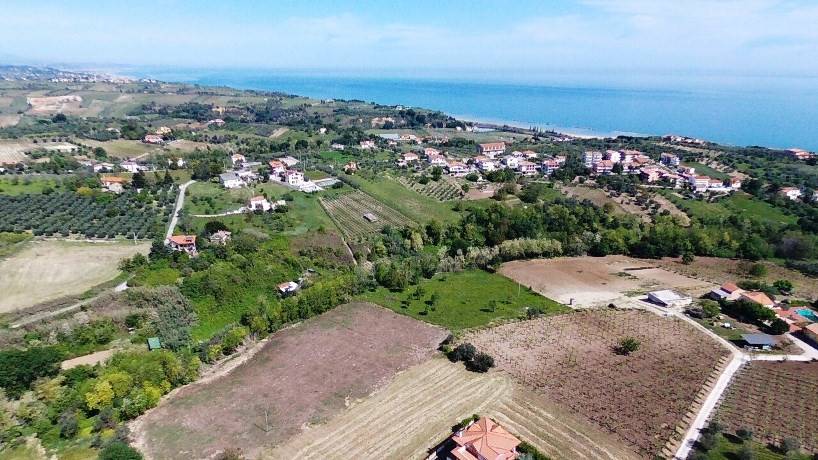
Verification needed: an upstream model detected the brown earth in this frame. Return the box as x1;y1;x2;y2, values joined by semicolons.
500;256;714;307
132;302;447;460
266;357;639;460
465;309;730;458
716;361;818;453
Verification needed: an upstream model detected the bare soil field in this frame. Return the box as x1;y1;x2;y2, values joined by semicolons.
0;240;149;313
500;256;713;306
267;357;639;460
465;309;730;458
26;95;83;114
652;256;818;299
132;303;447;460
715;361;818;453
0;140;35;164
79;139;162;159
0;114;21;128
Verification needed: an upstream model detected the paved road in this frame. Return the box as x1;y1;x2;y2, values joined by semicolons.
165;180;195;241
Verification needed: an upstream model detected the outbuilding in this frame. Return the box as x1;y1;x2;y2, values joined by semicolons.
647;290;692;308
741;333;777;351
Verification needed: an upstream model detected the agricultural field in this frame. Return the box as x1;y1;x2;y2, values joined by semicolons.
715;361;818;453
132;303;448;460
0;139;36;164
500;256;714;306
266;357;639;460
0;239;149;313
0;188;175;238
78;139;162;159
320;189;414;241
358;269;567;331
721;193;797;225
0;175;69;195
682;161;730;180
465;309;731;458
396;175;464;201
559;184;630;215
340;174;459;224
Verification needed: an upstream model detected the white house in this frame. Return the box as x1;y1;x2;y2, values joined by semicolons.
219;172;244;189
517;160;537;176
605;150;622;163
427;154;448;167
331;143;345;150
474;156;497;172
502;156;520;169
779;187;803;201
359;140;376;150
231;153;246;166
647;290;692;308
446;160;469;177
268;159;286;174
119;161;142;173
285;170;304;186
660;153;680;166
688;175;711;193
143;134;164;145
277;281;299;296
248;195;272;212
281;156;300;167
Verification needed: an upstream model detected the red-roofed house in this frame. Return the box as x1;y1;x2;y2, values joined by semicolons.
167;235;197;255
448;417;520;460
101;176;127;193
740;291;775;308
477;142;506;158
517;160;537;176
710;282;744;301
594;160;614;175
268;160;286;174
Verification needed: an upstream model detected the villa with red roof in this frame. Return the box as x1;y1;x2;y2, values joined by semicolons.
448;417;520;460
709;282;744;301
476;142;506;158
167;235;197;256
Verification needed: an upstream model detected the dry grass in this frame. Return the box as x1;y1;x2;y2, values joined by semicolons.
0;240;149;313
465;309;730;458
132;303;447;460
266;357;639;460
500;256;713;306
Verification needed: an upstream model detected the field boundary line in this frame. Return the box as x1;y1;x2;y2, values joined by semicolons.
318;196;357;266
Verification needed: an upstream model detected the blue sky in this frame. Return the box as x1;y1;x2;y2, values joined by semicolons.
2;0;818;78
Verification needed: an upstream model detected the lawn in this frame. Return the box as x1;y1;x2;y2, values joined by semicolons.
357;269;567;331
682;162;729;180
184;181;292;215
697;434;807;460
341;173;460;224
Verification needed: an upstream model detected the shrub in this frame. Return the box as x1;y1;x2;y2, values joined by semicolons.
449;343;476;362
748;263;768;278
58;410;78;438
773;279;793;295
615;337;641;355
517;441;552;460
0;346;64;397
468;352;495;373
768;318;789;335
98;441;143;460
736;427;753;441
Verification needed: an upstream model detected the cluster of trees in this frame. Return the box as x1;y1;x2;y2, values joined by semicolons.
446;343;495;373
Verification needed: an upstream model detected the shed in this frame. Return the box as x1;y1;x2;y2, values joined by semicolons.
363;212;379;223
741;333;777;350
147;337;162;351
647;290;692;307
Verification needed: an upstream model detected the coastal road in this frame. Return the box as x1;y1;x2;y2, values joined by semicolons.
165;180;195;241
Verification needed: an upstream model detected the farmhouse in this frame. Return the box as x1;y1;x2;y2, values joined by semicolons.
477;142;506;158
594;160;614;175
285;170;304;186
219;172;244;189
360;140;376;150
710;282;744;301
447;417;521;460
119;160;142;173
778;187;803;201
740;291;775;308
209;230;231;245
647;289;692;308
343;161;358;173
230;153;246;166
101;176;127;193
167;235;197;255
399;152;419;166
428;154;448;167
248;195;272;212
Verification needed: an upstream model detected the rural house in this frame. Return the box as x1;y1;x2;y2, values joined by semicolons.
447;417;521;460
647;290;692;308
778;187;803;201
248;195;272;212
101;176;127;193
285;170;304;186
219;172;244;189
143;134;164;144
230;153;246;166
209;230;231;245
739;291;776;308
167;235;197;255
710;282;744;301
268;160;286;174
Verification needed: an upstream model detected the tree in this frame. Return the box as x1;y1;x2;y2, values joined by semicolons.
773;279;793;295
0;346;63;397
58;410;78;438
748;263;768;278
736;427;753;441
85;380;115;411
615;337;641;355
450;343;476;362
681;252;694;265
431;166;443;181
162;170;174;186
468;352;495;372
768;318;789;335
98;441;144;460
131;171;147;189
780;437;800;454
701;300;721;318
737;443;755;460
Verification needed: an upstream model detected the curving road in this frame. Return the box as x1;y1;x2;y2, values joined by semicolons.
165;180;195;241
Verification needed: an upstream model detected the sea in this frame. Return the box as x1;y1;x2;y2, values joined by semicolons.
124;68;818;151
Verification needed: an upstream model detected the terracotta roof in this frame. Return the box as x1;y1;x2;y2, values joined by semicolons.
805;323;818;335
249;195;266;202
741;291;775;307
452;417;520;460
479;142;505;150
721;282;740;293
101;176;126;183
169;235;196;245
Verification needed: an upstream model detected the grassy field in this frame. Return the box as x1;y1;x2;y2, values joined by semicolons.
682;162;729;180
341;173;460;224
697;435;805;460
357;269;567;331
722;193;797;225
0;176;68;195
0;240;149;313
662;192;732;220
78;139;161;159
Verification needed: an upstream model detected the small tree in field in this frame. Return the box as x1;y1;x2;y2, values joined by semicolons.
449;343;476;362
736;427;753;441
468;352;495;373
615;337;640;355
